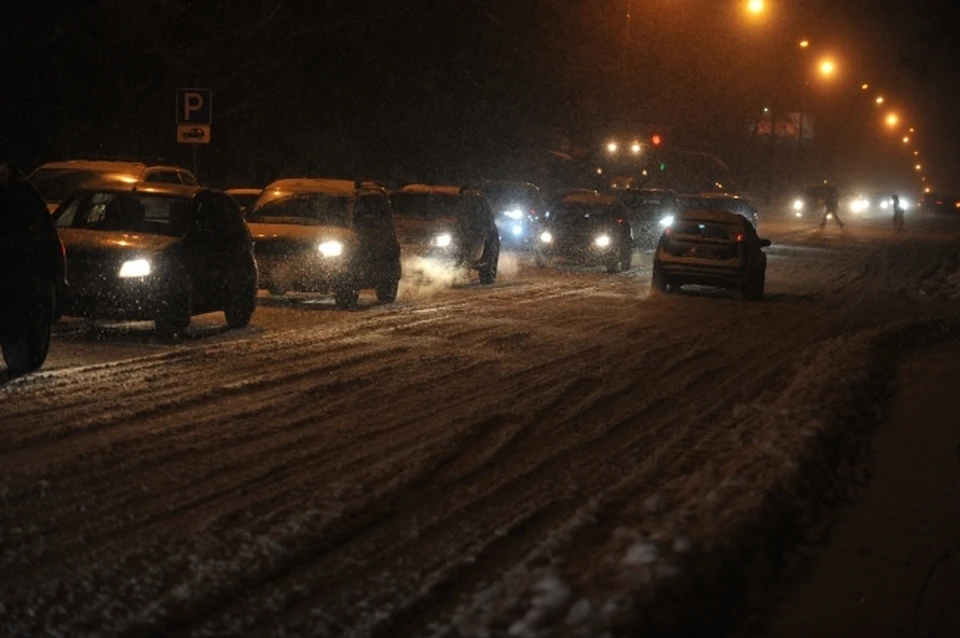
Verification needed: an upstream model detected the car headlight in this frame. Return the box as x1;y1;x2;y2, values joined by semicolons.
318;240;343;257
504;208;524;220
658;215;674;227
595;234;611;248
512;224;523;236
118;258;151;278
540;231;553;243
880;201;889;210
792;199;804;211
433;233;453;248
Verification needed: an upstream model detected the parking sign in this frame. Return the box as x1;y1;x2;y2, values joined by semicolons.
176;89;212;144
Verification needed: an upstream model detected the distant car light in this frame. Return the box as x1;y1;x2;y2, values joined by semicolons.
792;199;804;211
540;231;553;244
504;208;524;220
595;234;611;248
659;214;675;227
512;225;523;236
318;240;343;257
850;197;869;213
118;258;151;278
433;233;453;248
880;201;890;210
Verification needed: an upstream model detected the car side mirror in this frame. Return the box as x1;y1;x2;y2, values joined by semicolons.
759;238;771;248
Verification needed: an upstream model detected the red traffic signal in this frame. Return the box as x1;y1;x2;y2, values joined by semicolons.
651;134;663;147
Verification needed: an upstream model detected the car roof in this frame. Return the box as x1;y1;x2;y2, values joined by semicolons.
559;193;619;206
398;184;464;196
676;208;748;225
32;160;191;175
226;188;263;196
80;181;204;198
263;178;360;195
626;188;676;195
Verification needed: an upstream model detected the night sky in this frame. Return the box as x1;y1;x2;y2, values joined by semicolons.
3;0;960;194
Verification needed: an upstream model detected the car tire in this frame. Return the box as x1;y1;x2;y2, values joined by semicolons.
2;281;54;375
224;290;256;329
751;269;766;300
155;284;192;336
376;277;399;304
605;257;620;274
651;263;667;293
621;245;633;270
334;286;360;309
478;236;499;285
534;251;547;268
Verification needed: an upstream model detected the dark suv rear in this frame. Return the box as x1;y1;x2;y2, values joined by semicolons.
1;165;67;373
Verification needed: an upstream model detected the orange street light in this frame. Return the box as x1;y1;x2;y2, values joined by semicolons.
606;141;618;154
913;150;919;156
885;113;899;128
746;0;765;14
799;39;810;48
909;127;915;133
903;136;910;143
876;96;885;105
630;142;642;154
861;83;869;90
915;164;922;170
924;186;931;193
818;58;836;77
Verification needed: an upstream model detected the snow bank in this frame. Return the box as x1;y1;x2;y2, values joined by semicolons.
453;315;960;637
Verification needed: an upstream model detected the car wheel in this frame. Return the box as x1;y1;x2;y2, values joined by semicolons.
478;236;499;285
223;289;256;329
621;246;633;270
751;268;766;300
605;257;620;274
2;281;54;375
376;277;399;304
334;286;360;309
651;263;667;292
534;251;547;268
155;284;192;336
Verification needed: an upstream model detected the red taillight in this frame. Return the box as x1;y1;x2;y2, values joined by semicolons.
60;239;66;258
664;227;672;236
736;233;744;243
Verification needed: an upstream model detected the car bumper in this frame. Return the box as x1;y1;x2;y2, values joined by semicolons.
538;244;621;265
64;277;171;320
657;263;747;288
256;253;357;293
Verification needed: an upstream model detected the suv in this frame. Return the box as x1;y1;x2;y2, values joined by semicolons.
678;193;759;229
1;165;67;373
534;192;633;273
481;180;547;248
652;208;771;300
29;160;199;213
389;184;500;284
54;182;257;335
247;179;402;307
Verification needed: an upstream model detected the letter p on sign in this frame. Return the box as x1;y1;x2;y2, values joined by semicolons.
175;88;212;125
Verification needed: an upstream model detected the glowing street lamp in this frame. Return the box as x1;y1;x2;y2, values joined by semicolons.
903;136;910;143
746;0;765;15
913;150;919;156
861;83;869;90
909;127;915;133
799;39;810;48
606;141;619;154
875;96;885;105
885;113;899;128
818;58;836;77
915;164;922;170
630;141;642;154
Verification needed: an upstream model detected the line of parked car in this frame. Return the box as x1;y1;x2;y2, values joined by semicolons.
2;158;772;374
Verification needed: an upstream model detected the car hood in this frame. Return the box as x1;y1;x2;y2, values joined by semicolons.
248;222;356;253
59;228;179;259
392;216;457;245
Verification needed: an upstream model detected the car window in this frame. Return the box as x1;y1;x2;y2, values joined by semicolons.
28;168;112;202
144;171;181;184
196;194;245;237
55;191;192;237
390;193;461;219
179;171;199;186
247;193;350;227
672;220;739;241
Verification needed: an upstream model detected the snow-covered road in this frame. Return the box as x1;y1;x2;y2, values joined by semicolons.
2;213;959;636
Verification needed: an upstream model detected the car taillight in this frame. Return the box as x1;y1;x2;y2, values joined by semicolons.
736;233;744;243
664;227;672;236
60;239;66;258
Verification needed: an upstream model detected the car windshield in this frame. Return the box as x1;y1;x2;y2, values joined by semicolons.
390;193;461;219
672;219;740;241
553;203;617;225
29;168;135;203
55;191;192;237
247;194;350;227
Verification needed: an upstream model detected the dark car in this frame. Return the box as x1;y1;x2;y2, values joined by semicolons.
481;180;547;248
0;165;67;373
390;184;500;284
54;183;258;335
30;160;199;214
652;208;770;300
225;188;263;217
678;193;760;229
534;193;633;273
616;188;679;248
248;179;402;307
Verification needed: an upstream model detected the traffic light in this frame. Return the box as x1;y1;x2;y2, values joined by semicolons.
651;133;663;147
659;162;666;171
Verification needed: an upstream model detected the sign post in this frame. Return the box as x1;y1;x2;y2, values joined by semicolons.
176;88;212;178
